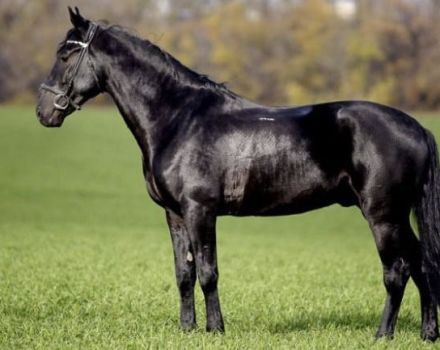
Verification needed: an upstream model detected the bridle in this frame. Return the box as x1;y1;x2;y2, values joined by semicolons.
39;23;99;111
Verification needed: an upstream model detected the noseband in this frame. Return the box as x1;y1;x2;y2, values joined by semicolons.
40;23;98;111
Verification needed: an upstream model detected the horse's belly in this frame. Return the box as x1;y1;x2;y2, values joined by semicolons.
227;185;340;216
220;157;342;216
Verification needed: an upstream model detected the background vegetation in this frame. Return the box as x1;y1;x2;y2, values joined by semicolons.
1;106;440;349
3;1;440;348
2;0;440;109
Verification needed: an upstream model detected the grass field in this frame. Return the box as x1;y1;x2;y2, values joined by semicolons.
2;105;440;349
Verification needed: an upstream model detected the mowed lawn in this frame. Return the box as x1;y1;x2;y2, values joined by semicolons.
1;105;440;349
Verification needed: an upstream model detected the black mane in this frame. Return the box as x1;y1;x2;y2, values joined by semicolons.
106;24;238;98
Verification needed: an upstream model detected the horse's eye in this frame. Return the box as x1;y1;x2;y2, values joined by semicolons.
58;49;69;62
59;46;80;62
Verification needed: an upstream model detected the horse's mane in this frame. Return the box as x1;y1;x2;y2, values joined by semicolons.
102;23;238;98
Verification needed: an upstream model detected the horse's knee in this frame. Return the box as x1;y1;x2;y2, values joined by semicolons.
176;263;196;297
198;265;219;294
383;258;410;293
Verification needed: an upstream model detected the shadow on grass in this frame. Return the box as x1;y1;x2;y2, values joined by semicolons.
269;311;419;334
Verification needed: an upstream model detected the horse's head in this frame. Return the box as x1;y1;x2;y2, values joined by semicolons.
37;7;102;127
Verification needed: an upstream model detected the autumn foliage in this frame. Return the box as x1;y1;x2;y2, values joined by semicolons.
2;0;440;109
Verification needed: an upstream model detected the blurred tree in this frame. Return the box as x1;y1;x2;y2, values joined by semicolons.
2;0;440;109
342;0;390;103
283;0;348;104
375;0;440;108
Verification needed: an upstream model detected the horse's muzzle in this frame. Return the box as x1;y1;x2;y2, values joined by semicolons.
36;105;65;128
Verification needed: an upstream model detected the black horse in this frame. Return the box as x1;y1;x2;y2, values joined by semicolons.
37;8;440;341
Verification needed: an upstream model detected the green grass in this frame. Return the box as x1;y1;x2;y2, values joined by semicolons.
1;105;440;349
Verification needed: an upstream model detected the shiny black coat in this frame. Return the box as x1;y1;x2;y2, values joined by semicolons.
36;9;440;341
146;101;425;218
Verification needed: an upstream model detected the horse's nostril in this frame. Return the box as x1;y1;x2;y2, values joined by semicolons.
36;106;43;119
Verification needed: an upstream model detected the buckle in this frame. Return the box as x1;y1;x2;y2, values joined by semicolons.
53;94;70;110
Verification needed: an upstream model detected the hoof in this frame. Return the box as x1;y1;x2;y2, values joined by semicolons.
375;331;394;340
181;322;197;332
422;330;439;342
206;323;225;333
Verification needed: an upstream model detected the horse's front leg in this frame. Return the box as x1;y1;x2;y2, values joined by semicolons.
166;210;197;331
183;201;224;332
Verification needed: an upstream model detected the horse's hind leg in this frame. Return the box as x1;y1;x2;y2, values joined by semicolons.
405;230;438;341
367;209;438;340
365;211;412;339
166;210;197;331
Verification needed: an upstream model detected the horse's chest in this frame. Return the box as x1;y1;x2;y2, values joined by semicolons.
143;157;167;206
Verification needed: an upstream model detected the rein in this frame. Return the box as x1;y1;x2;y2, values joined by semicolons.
40;23;98;111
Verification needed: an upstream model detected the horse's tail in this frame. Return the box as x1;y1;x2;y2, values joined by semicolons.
415;129;440;304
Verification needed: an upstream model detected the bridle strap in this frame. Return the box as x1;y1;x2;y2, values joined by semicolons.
40;23;98;111
39;84;82;110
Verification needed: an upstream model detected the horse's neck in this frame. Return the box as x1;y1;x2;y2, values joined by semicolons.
97;42;227;169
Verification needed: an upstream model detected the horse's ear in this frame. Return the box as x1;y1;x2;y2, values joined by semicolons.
68;6;89;36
